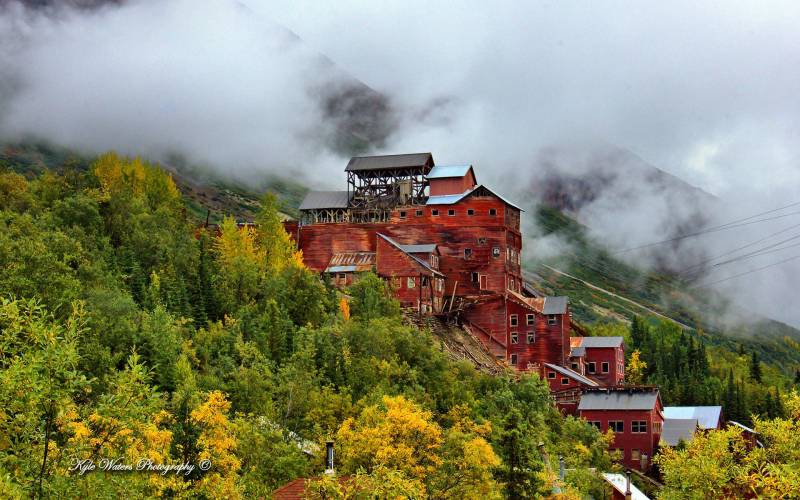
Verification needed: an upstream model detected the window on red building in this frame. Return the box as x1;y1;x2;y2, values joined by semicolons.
547;371;556;379
631;449;641;462
510;333;518;344
589;421;601;430
632;421;647;433
421;276;429;287
510;354;518;365
467;209;475;216
653;422;662;433
561;378;569;385
432;209;439;216
548;314;557;325
489;208;497;216
526;314;534;325
510;314;518;326
571;362;579;371
587;362;596;374
448;209;455;216
399;210;406;219
601;362;609;373
609;421;624;433
464;248;472;258
492;247;500;257
527;333;535;344
416;209;423;216
407;277;415;289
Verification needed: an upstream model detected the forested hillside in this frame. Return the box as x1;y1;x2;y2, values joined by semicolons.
528;206;800;425
0;153;616;498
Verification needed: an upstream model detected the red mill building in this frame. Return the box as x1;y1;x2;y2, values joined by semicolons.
284;153;622;382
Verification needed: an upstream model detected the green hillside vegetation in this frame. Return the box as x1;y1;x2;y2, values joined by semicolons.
530;206;800;423
0;153;618;498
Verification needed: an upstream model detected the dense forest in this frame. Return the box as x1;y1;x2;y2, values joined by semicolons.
2;152;800;498
0;153;614;498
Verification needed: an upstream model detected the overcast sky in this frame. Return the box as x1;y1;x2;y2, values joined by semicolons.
1;0;799;325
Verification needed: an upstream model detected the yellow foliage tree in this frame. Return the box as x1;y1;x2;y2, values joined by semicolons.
625;350;647;385
91;152;180;208
255;192;304;270
335;395;503;498
190;391;242;499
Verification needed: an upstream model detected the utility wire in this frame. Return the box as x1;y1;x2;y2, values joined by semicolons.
692;254;800;288
615;201;800;254
711;234;800;267
679;221;800;276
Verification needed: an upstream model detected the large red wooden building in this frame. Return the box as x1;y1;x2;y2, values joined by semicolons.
279;152;692;476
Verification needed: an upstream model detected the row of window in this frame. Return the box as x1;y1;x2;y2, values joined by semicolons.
390;276;442;290
510;314;558;327
546;371;573;386
510;332;535;344
610;448;647;463
587;361;609;374
589;420;649;433
399;208;498;218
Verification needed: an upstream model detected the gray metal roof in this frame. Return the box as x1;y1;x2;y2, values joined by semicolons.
578;389;659;411
661;418;698;446
426;188;475;205
663;406;722;430
299;190;351;210
544;363;599;387
425;184;524;211
575;336;624;349
602;474;649;500
570;346;586;357
542;296;568;314
345;153;433;172
427;165;473;179
399;244;437;254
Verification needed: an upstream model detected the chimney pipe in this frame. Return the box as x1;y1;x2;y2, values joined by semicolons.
625;471;632;500
325;441;334;475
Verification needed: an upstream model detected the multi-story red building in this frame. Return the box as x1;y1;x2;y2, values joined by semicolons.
570;336;625;385
578;387;664;471
289;152;578;376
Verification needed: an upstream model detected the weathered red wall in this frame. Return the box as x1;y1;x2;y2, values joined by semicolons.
579;404;663;470
584;347;625;386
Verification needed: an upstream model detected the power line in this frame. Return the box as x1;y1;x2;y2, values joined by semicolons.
679;221;800;276
711;234;800;268
615;201;800;254
692;254;800;288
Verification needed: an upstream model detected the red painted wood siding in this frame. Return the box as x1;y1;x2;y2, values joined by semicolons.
584;347;625;386
375;236;443;312
428;170;477;196
579;402;664;471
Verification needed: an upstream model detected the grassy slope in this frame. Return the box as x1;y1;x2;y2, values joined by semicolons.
528;205;800;374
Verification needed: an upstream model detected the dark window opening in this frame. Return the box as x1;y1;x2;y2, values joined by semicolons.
548;314;557;325
510;354;518;365
601;362;609;373
448;209;455;216
399;211;406;219
510;333;518;344
547;371;556;379
561;378;570;385
526;314;535;325
471;272;479;283
492;247;501;257
510;314;518;326
432;209;439;216
416;209;423;216
489;208;497;216
478;237;487;245
609;421;624;433
464;248;472;258
527;333;535;344
587;362;596;374
467;209;475;216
